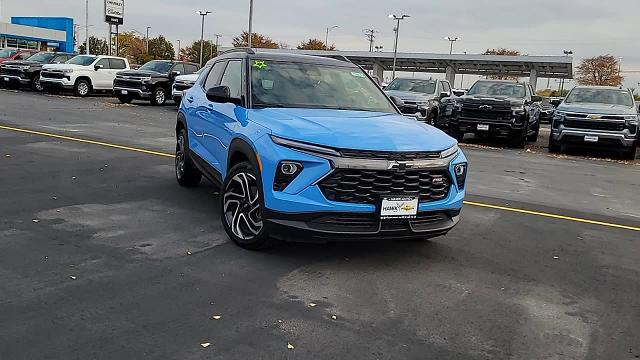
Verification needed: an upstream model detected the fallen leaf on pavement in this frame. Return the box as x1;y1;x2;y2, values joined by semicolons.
212;315;222;320
32;219;40;223
69;276;77;280
287;342;294;350
331;315;337;320
200;342;211;348
187;251;192;255
309;303;317;307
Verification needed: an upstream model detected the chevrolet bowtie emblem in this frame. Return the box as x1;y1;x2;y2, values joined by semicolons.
479;105;493;110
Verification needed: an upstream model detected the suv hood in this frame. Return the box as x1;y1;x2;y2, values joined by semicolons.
1;60;41;67
42;63;90;71
175;73;200;82
385;90;434;102
557;103;636;115
249;108;456;152
117;69;168;78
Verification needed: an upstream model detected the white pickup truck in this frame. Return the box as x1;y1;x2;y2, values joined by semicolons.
40;55;130;97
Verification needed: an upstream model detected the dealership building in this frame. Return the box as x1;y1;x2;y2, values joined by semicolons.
0;17;74;53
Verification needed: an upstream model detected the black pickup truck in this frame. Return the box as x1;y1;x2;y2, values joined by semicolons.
113;60;200;105
449;80;542;148
0;52;74;91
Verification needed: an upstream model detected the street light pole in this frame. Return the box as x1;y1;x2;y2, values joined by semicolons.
560;50;573;96
145;26;151;53
214;34;223;57
444;36;460;55
389;14;410;80
248;0;254;48
196;11;212;66
85;0;89;54
177;40;181;60
325;25;338;50
618;57;623;76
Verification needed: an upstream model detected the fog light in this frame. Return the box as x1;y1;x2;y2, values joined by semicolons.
454;163;467;190
274;161;303;191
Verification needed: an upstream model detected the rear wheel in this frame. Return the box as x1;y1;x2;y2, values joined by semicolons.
622;145;637;160
74;79;90;97
175;128;202;187
221;162;273;250
31;75;43;92
426;111;437;126
527;122;540;142
511;122;528;149
151;87;167;106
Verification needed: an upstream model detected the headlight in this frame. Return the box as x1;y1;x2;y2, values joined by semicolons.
271;135;341;156
553;111;566;120
624;115;638;123
440;145;460;158
416;101;428;107
19;66;30;71
61;69;74;74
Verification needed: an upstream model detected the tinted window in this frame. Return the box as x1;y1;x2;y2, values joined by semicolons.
27;52;56;63
467;81;526;98
15;53;30;60
172;63;185;75
386;79;437;94
203;61;226;90
109;58;126;69
139;60;172;73
184;64;199;74
0;49;17;58
565;88;634;107
442;82;451;93
53;55;69;63
68;55;97;66
95;58;110;69
220;61;243;98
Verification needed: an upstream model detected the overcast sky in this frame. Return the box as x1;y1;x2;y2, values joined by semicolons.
2;0;639;88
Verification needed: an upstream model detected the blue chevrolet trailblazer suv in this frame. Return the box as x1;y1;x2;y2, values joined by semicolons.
175;49;468;249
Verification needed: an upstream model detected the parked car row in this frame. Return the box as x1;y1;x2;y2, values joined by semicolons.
0;50;202;106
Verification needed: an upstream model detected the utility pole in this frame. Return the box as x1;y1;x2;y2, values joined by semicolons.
560;50;573;96
177;40;181;60
389;14;410;80
214;34;223;57
145;26;151;53
444;36;460;55
325;26;338;50
364;29;377;52
248;0;254;48
196;11;212;66
618;57;623;76
85;0;89;54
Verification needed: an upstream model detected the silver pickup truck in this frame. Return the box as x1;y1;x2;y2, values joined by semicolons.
549;86;638;160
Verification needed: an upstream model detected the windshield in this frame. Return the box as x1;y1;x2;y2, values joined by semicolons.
67;55;98;66
250;61;396;113
468;81;526;98
385;79;437;94
139;60;173;73
0;49;17;58
26;52;56;63
565;88;634;107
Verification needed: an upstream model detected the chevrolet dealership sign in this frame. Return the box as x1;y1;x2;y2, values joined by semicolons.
105;0;125;25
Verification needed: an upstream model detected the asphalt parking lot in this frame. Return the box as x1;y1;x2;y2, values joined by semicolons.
1;89;639;360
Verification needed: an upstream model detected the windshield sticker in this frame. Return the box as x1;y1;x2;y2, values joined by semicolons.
252;60;268;69
351;72;365;78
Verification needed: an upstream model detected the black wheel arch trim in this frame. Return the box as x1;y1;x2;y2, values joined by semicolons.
228;138;260;172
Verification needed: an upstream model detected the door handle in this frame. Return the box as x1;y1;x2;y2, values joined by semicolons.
186;96;194;103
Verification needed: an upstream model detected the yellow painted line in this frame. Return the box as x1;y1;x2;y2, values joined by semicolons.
464;201;640;232
1;124;638;232
0;124;175;158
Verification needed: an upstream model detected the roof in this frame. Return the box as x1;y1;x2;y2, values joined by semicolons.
215;48;358;67
221;48;573;79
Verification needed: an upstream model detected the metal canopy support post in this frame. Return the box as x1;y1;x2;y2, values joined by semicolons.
445;66;456;85
529;68;538;91
372;62;385;85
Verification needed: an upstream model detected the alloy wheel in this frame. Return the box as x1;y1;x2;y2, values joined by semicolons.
223;173;263;240
155;89;166;104
78;82;89;96
175;134;186;179
34;77;42;91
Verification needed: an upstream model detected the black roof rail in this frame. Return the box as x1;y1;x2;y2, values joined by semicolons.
218;47;256;56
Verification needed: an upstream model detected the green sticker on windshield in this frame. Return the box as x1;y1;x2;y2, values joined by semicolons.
351;71;365;78
253;60;268;69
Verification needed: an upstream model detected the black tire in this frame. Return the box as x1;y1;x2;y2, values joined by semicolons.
426;111;437;126
118;95;133;104
74;79;91;97
449;124;464;142
622;145;637;160
221;162;273;250
511;122;528;149
548;136;561;153
31;74;43;92
175;128;202;187
151;87;167;106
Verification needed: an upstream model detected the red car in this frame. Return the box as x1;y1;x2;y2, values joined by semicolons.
0;49;38;64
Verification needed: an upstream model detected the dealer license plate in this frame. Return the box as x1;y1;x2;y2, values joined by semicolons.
477;124;490;131
380;197;419;219
584;135;599;143
3;77;9;82
121;90;128;95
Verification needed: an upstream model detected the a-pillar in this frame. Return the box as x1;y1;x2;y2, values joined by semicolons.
529;69;538;91
445;66;456;86
372;62;385;85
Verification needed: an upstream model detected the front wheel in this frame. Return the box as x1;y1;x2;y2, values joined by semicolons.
74;79;90;97
548;136;561;153
118;95;133;104
449;124;465;142
622;145;637;160
31;75;43;92
151;87;167;106
527;123;540;142
221;162;273;250
175;128;202;187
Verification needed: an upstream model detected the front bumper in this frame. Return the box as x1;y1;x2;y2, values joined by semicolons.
0;74;30;85
265;209;460;242
114;87;152;98
552;128;637;148
454;116;525;137
40;78;74;89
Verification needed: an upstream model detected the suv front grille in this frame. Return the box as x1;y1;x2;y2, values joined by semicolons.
338;149;441;160
460;101;512;121
114;78;144;88
319;169;450;205
0;68;22;77
564;119;625;131
41;71;65;79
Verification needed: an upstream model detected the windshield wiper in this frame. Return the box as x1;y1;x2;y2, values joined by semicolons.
253;102;287;108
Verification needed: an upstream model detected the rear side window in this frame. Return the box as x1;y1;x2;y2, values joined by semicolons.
184;64;199;74
220;60;243;98
172;63;185;75
53;55;69;63
442;81;451;94
203;61;226;90
109;58;126;69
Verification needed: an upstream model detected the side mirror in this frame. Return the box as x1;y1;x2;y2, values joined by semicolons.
94;64;104;71
531;95;543;102
390;95;404;108
440;91;451;98
171;71;181;78
206;85;242;106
